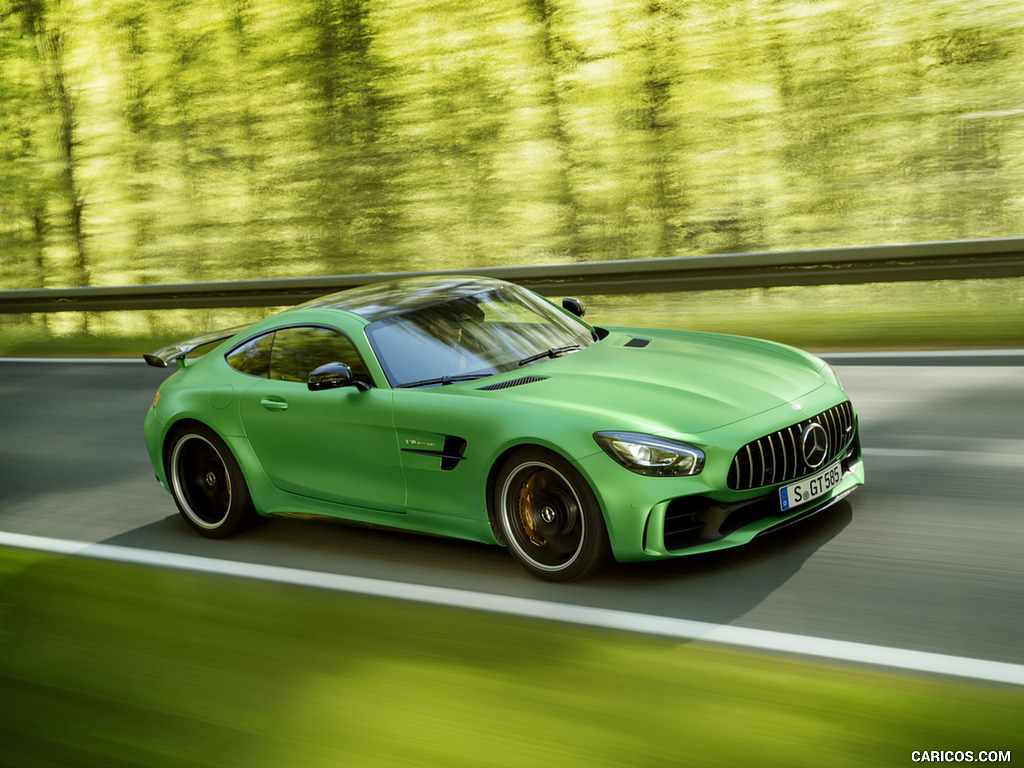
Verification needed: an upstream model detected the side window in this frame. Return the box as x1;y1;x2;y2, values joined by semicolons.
226;332;274;377
269;326;370;384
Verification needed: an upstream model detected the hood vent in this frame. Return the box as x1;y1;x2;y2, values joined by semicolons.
477;376;548;391
623;338;650;348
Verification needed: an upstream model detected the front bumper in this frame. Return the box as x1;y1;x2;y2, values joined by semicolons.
576;408;866;563
645;436;863;557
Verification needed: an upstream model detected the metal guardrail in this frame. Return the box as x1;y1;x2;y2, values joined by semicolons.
2;237;1022;313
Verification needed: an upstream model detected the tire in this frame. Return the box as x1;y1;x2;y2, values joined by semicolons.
494;448;611;582
167;425;258;538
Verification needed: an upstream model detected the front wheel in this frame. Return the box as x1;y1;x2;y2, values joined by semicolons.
167;425;258;538
494;448;611;582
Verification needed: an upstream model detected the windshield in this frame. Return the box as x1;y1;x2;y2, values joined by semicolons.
365;283;595;387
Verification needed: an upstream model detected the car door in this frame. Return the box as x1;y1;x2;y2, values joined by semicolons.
234;325;406;514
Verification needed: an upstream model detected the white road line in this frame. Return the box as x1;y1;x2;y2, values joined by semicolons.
823;349;1024;360
863;446;1024;466
2;531;1022;687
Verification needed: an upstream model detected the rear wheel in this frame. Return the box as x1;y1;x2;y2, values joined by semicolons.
495;448;611;581
168;425;257;538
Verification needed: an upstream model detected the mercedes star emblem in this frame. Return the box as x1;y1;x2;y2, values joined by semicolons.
801;422;829;468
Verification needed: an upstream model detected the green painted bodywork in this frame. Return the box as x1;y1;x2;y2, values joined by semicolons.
144;293;865;563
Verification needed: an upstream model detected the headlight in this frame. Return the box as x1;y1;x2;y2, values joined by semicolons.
822;361;844;389
593;432;705;477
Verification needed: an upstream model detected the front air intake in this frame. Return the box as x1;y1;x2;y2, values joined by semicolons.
727;401;856;490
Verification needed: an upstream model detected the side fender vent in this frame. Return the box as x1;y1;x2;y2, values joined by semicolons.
477;376;548;391
401;435;467;471
623;338;650;348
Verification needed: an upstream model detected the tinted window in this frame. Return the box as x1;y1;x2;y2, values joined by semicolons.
269;326;369;383
365;283;594;387
226;332;274;377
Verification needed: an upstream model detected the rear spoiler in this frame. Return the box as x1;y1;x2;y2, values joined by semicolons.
143;324;249;368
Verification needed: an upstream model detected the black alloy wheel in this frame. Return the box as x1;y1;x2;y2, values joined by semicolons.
168;425;257;538
495;448;611;581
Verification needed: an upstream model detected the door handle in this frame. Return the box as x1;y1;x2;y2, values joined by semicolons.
259;396;289;412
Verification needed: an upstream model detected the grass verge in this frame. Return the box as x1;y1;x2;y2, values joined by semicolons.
0;546;1020;768
1;278;1022;357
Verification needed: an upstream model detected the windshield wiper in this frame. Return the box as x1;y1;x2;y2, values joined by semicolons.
518;345;582;367
398;373;492;389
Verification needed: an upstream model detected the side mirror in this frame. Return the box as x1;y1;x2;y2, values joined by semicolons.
308;362;371;392
562;297;586;318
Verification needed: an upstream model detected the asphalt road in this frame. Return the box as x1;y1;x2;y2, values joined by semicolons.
1;356;1022;667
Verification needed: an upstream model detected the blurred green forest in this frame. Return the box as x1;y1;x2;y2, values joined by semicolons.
2;0;1024;294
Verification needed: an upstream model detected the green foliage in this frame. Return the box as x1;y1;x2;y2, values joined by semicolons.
1;546;1021;767
2;0;1024;296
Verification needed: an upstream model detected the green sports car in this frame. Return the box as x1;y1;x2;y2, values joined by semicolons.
143;276;864;581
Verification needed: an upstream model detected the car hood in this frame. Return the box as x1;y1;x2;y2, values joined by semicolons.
474;327;828;435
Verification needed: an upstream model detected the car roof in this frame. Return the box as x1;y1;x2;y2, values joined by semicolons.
287;275;510;322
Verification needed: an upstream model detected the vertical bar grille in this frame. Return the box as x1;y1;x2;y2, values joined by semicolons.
728;401;855;491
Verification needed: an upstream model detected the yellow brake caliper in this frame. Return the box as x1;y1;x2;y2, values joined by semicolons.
517;471;545;547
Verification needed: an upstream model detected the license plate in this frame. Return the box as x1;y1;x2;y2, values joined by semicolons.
779;460;843;511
